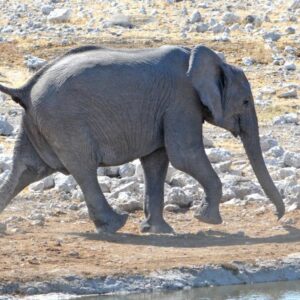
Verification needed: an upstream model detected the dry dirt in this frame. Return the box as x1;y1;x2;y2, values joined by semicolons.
0;203;299;284
0;0;299;288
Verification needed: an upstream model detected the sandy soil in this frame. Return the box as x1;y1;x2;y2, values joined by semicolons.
0;203;299;284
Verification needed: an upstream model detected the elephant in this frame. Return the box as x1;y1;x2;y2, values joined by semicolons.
0;44;285;234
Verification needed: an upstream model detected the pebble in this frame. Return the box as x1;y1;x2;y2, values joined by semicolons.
48;8;72;23
190;10;202;23
283;152;300;168
0;116;14;136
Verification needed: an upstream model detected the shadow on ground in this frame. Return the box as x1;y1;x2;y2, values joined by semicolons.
69;225;300;248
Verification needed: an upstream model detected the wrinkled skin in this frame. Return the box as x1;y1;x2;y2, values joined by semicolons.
0;45;284;234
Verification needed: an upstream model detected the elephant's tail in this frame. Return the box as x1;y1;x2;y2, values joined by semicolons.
0;83;28;110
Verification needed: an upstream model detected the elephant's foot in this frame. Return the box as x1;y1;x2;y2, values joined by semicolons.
194;201;222;225
95;211;128;233
140;218;174;234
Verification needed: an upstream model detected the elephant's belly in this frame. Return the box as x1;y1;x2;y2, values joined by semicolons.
94;125;164;166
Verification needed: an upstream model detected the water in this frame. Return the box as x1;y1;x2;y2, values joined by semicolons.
75;281;300;300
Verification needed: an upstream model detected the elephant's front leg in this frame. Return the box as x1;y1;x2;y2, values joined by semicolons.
140;148;174;234
164;105;223;225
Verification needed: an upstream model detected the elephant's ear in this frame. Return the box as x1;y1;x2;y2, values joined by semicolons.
187;45;227;125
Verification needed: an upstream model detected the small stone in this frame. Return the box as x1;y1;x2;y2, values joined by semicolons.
119;163;135;177
263;31;281;41
206;148;232;163
55;174;77;193
103;14;133;28
277;89;298;99
284;62;296;71
214;160;232;173
166;187;192;208
222;12;240;25
289;0;300;10
110;182;137;198
242;57;255;66
260;135;278;152
48;8;72;23
203;136;214;148
41;5;53;15
210;23;225;34
164;204;181;212
266;146;285;158
0;116;14;136
285;27;296;34
190;10;202;23
24;55;46;71
273;113;298;125
196;23;209;33
284;151;300;168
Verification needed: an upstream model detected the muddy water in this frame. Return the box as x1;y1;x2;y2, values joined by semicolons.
76;280;300;300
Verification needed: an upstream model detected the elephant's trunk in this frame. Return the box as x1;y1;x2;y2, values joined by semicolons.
239;105;285;219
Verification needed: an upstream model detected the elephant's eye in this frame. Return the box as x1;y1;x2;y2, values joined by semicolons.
243;99;249;106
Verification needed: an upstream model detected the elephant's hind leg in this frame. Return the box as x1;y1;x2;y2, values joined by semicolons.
56;155;128;233
140;148;174;234
164;107;223;225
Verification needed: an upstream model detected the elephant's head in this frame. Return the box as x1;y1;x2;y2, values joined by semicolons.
187;45;285;219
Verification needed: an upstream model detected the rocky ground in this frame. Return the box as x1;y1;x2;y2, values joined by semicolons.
0;0;299;297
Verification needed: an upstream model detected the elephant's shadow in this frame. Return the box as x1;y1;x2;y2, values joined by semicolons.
71;225;300;248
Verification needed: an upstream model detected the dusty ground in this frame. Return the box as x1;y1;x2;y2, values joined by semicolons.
0;203;299;284
0;0;299;289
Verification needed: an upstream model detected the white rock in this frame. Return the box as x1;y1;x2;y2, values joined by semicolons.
166;187;192;208
245;193;267;202
103;14;133;28
221;188;236;202
196;23;209;33
103;166;119;177
170;173;197;187
0;116;14;136
289;0;300;10
29;176;55;192
266;146;285;158
41;5;53;15
277;89;297;98
222;12;240;25
110;182;138;198
166;165;178;183
24;55;46;71
263;31;281;41
0;156;12;172
97;176;111;193
54;174;77;193
260;135;278;152
190;10;202;23
275;168;297;180
206;148;232;163
48;8;72;23
284;152;300;168
242;57;255;66
284;62;296;71
71;190;84;202
164;204;181;212
116;192;142;213
210;23;225;34
203;136;214;148
214;160;232;173
273;113;298;125
119;163;135;177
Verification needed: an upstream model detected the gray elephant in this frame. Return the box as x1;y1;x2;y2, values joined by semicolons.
0;45;284;234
